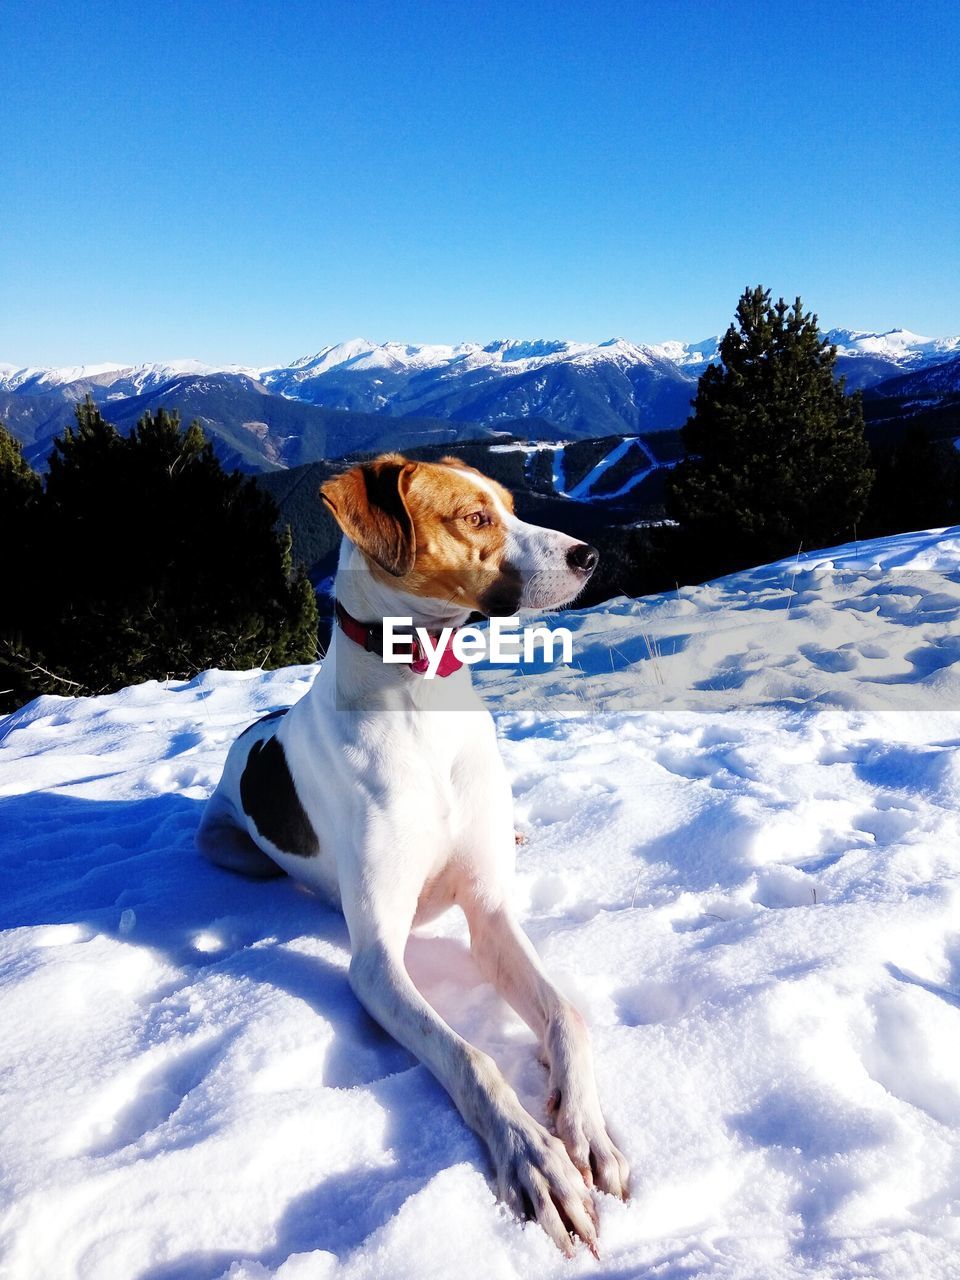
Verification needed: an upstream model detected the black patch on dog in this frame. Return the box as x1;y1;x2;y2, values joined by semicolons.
239;734;319;857
238;707;289;738
477;563;524;617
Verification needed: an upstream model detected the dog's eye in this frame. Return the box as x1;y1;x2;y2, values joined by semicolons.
463;511;489;528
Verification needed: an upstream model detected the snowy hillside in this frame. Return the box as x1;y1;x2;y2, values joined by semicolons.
3;328;955;402
826;328;960;365
0;358;262;399
3;328;956;407
4;326;959;449
3;527;960;1278
866;353;960;400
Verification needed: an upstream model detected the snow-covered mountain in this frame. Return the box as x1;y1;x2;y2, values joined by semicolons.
2;327;957;470
0;358;262;401
825;327;960;363
258;336;698;436
4;326;956;418
824;329;960;392
4;523;960;1277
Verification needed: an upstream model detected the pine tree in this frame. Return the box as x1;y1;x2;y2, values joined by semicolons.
0;422;41;513
667;286;874;570
0;424;44;707
862;423;960;537
273;525;320;665
1;402;318;712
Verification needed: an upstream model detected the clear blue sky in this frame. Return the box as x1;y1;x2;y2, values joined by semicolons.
3;0;958;366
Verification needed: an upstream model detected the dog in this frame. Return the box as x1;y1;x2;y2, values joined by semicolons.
197;453;629;1256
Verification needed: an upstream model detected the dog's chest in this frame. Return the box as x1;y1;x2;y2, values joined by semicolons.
280;696;512;898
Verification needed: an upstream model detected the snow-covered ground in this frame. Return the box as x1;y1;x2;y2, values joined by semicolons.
3;528;960;1279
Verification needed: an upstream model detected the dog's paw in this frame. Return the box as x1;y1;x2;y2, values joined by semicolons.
494;1114;599;1257
548;1090;630;1201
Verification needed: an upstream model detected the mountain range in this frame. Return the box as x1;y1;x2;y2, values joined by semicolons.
2;328;959;473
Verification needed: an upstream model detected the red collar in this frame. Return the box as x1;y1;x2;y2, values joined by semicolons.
334;600;463;677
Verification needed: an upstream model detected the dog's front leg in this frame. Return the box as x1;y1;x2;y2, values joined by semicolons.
466;902;630;1201
344;916;599;1256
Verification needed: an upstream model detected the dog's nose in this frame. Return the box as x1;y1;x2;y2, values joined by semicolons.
567;543;599;575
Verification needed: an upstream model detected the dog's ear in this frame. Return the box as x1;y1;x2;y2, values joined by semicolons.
320;455;417;577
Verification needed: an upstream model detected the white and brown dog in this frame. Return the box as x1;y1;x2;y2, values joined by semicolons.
197;453;629;1256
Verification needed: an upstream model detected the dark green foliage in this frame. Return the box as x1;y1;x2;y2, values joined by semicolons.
560;437;618;491
0;424;46;706
0;378;552;477
590;441;649;498
0;421;41;610
863;392;960;448
0;422;41;512
0;400;317;713
526;446;557;494
861;423;960;537
667;287;874;575
573;523;679;607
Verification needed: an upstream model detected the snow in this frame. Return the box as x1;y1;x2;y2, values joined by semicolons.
487;441;565;455
3;527;960;1278
256;337;681;423
778;525;960;573
6;327;960;408
270;340;486;382
825;328;960;365
0;359;262;395
563;438;640;500
0;361;131;390
651;329;960;376
647;336;722;370
548;438;673;502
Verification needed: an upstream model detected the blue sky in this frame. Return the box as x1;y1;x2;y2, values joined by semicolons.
4;0;958;366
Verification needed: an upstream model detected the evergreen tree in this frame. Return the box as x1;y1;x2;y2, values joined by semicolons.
274;524;321;665
0;424;48;709
667;286;874;571
1;402;318;712
862;423;960;537
0;422;41;513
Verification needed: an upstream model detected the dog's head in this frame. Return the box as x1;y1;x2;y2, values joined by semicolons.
320;453;598;614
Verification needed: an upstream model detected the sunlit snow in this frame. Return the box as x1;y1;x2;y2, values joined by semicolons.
2;527;960;1278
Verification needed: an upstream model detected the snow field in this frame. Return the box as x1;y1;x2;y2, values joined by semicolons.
2;528;960;1278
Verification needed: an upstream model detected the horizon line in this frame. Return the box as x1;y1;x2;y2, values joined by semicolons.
4;322;960;374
